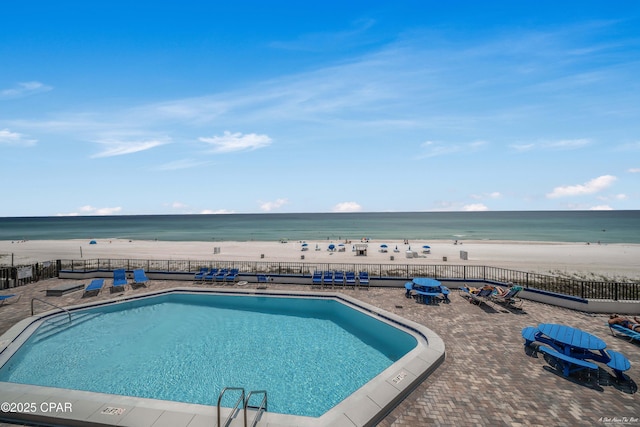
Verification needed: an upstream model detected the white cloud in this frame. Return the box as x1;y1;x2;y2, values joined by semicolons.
200;209;235;214
156;159;210;171
199;131;272;153
259;198;289;212
462;203;489;211
628;168;640;173
0;128;37;146
58;205;123;216
0;81;52;99
547;175;617;198
418;140;486;158
332;202;363;212
171;202;188;209
545;138;591;150
91;139;167;158
589;205;613;210
471;192;501;200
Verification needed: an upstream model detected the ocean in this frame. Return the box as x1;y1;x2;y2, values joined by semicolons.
0;211;639;244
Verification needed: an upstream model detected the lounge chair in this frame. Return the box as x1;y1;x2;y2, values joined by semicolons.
323;271;333;288
345;272;356;287
257;274;269;289
225;269;239;284
194;267;209;282
215;269;229;283
0;294;21;306
608;323;640;343
82;279;104;297
334;271;345;288
358;272;369;289
312;271;323;287
490;285;523;308
132;269;150;288
461;286;493;307
109;269;128;293
204;268;219;283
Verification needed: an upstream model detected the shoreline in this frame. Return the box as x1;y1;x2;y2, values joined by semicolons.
2;238;640;281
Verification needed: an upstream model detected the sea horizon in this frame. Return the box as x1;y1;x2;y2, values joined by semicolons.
1;211;639;244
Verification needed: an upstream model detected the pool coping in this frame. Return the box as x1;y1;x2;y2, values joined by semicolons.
0;287;445;427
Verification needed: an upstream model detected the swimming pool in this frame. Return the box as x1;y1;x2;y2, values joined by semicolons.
0;288;445;426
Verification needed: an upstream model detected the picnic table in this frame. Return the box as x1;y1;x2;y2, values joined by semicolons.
522;323;631;380
405;278;450;304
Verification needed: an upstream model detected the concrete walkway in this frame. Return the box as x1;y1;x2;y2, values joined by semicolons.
1;278;639;426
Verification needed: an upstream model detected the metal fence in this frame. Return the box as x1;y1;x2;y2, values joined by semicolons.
58;258;640;301
0;261;59;290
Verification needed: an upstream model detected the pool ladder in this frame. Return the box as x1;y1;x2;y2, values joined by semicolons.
217;387;267;427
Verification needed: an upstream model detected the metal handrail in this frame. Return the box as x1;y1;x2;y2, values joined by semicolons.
31;297;72;323
217;387;245;427
244;390;267;427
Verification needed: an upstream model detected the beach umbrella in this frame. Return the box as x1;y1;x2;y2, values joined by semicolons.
89;240;97;245
328;244;336;251
301;243;308;247
380;244;388;248
422;245;430;249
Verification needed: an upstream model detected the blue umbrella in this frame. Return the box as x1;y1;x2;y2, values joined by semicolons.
422;245;431;249
89;240;97;245
380;244;388;248
328;244;336;250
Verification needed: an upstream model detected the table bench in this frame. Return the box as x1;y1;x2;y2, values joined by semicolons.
414;290;441;305
606;349;631;380
521;326;538;345
538;345;598;376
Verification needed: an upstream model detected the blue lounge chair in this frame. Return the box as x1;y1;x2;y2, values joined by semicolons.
334;271;345;288
257;274;269;289
132;269;150;288
312;271;323;287
0;294;21;306
609;323;640;343
345;272;356;287
82;279;104;297
225;269;239;284
490;286;523;308
204;268;219;282
461;286;493;307
215;269;229;283
194;267;209;282
111;268;128;293
323;271;333;288
358;272;369;289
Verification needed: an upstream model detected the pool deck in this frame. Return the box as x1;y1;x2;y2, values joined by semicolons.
1;278;639;426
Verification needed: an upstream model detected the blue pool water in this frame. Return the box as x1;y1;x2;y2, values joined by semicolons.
0;293;417;417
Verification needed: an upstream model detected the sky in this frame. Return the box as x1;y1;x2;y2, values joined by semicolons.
1;1;640;216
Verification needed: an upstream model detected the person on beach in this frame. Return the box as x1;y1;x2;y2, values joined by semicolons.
609;314;640;332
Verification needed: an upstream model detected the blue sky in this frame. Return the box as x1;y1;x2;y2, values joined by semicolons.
2;1;640;216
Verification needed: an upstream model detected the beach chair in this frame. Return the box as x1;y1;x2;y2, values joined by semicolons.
194;267;209;282
490;286;523;308
82;279;104;297
334;271;345;288
0;294;21;306
312;271;323;288
461;286;493;307
111;269;128;293
215;269;229;283
132;269;150;288
257;274;269;289
358;272;369;289
323;271;333;289
608;323;640;343
345;272;356;288
225;269;239;284
204;268;219;283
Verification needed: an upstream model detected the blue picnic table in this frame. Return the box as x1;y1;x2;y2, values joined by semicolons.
406;278;450;304
522;323;631;380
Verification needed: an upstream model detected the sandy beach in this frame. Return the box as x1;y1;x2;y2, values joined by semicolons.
1;238;639;281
